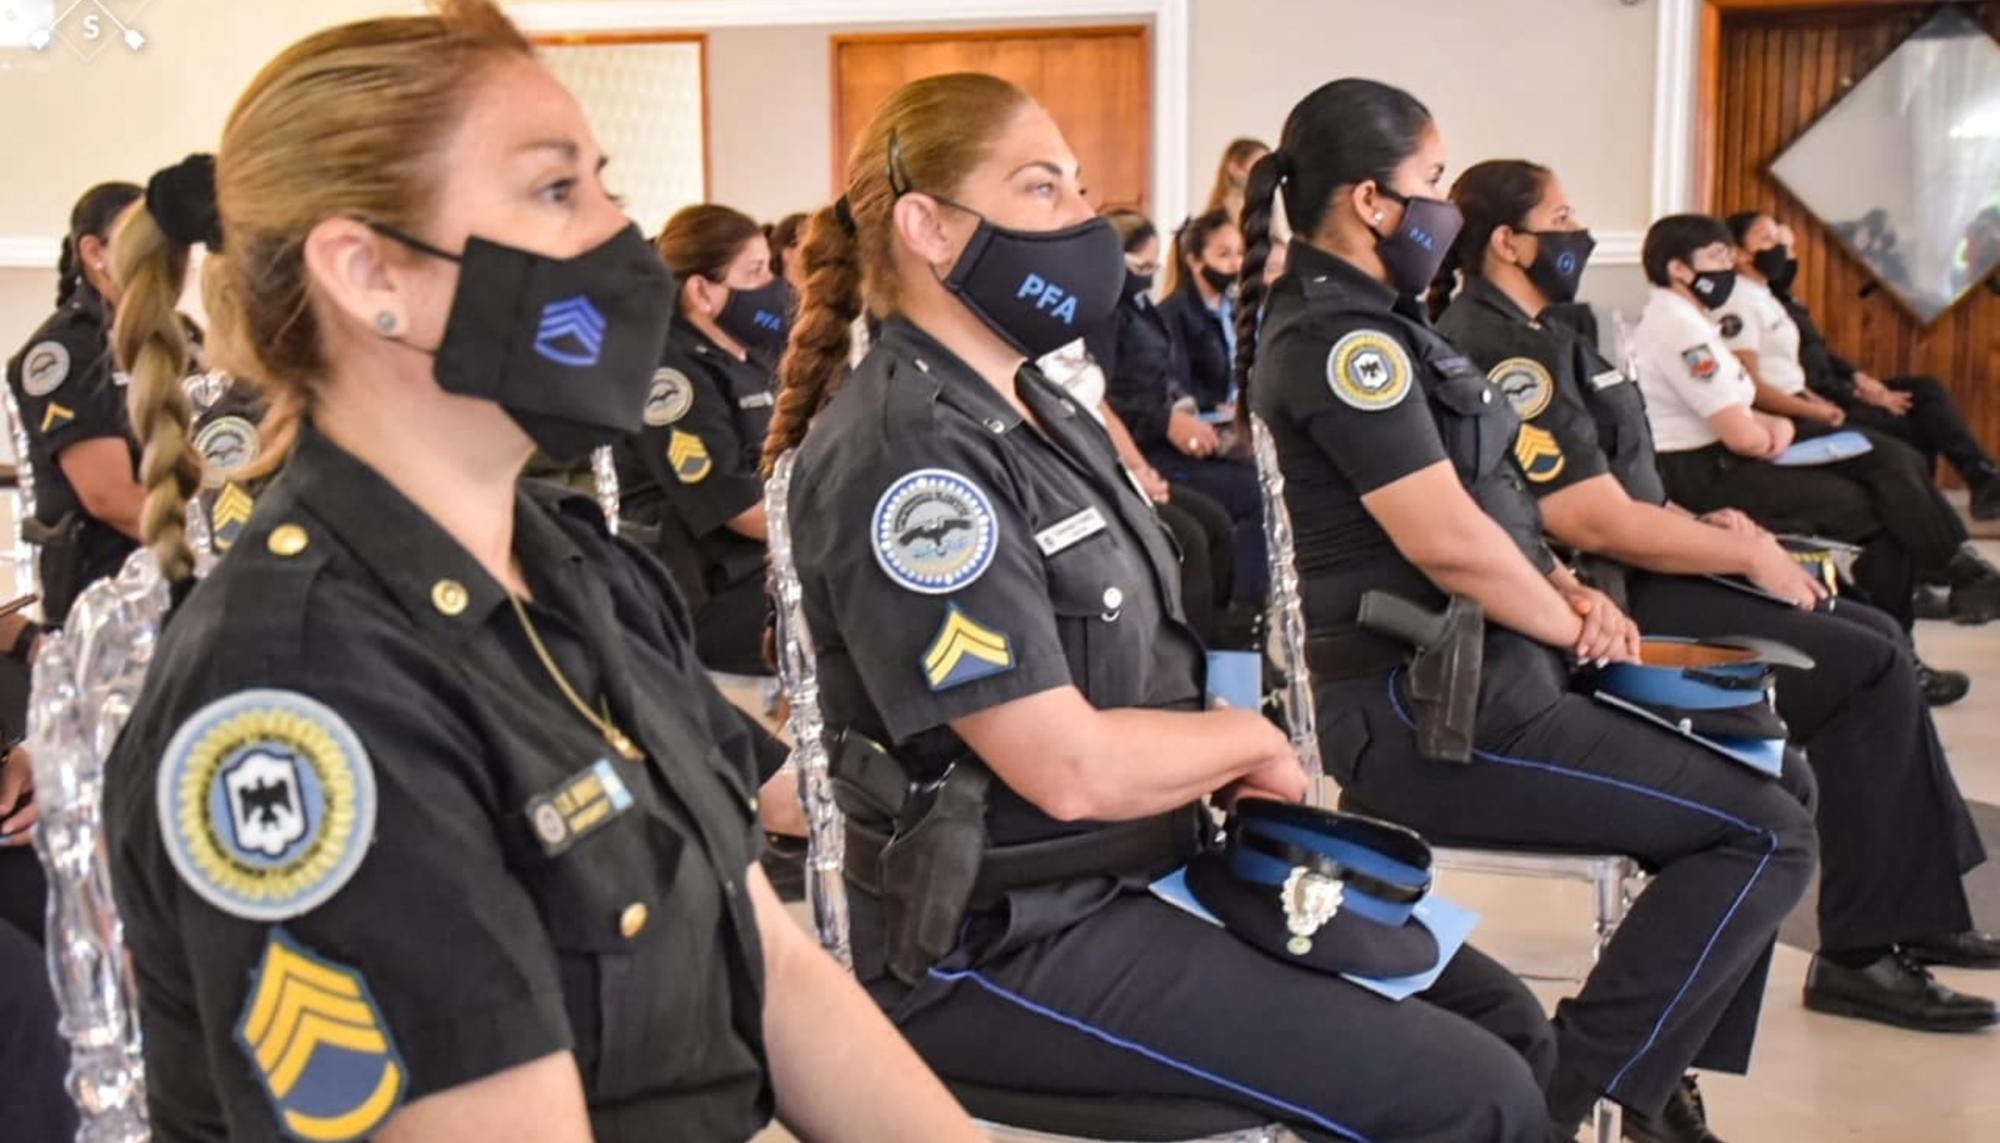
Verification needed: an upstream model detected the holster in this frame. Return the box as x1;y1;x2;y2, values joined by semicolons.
832;732;992;984
1357;591;1484;764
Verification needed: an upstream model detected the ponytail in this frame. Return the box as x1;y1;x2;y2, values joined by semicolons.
762;201;863;475
55;181;142;308
1233;150;1286;427
1426;247;1463;323
110;205;200;583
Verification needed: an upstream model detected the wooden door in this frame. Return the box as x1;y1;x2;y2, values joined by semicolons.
831;27;1151;213
1703;2;2000;472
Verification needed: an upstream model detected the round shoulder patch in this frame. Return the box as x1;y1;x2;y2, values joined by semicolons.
194;415;261;481
1717;313;1744;339
1488;356;1556;420
21;340;70;397
644;367;695;427
158;689;378;921
872;468;1000;594
1325;329;1412;411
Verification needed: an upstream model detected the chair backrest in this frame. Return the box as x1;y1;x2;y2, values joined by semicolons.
29;548;172;1140
762;448;852;966
591;444;621;537
1248;415;1325;805
2;385;42;602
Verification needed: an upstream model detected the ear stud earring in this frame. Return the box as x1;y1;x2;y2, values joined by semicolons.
1372;212;1385;224
374;312;399;335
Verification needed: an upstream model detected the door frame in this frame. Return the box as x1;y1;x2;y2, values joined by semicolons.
508;0;1190;228
827;24;1153;205
530;30;713;201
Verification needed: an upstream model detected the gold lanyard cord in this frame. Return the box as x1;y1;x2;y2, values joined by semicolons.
508;592;642;760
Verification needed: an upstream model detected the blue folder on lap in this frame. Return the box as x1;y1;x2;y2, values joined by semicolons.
1773;430;1873;467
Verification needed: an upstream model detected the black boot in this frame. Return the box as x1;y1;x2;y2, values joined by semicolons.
1970;472;2000;522
1622;1075;1724;1143
1913;583;1953;621
1804;951;1999;1032
1916;660;1971;707
1947;550;2000;624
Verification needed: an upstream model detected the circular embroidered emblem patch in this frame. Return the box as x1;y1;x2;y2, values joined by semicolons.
1325;330;1412;411
872;468;999;594
157;689;377;921
1488;357;1555;420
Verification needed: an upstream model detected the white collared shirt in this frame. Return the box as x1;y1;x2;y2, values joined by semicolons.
1632;287;1758;452
1713;276;1805;395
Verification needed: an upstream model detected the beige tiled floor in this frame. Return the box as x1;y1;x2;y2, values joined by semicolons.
754;547;2000;1142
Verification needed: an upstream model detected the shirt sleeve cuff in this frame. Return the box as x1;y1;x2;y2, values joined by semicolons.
877;649;1073;744
398;988;573;1101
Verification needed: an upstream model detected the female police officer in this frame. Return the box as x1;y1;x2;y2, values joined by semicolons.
1434;159;1998;1036
4;182;147;627
615;203;789;676
765;70;1559;1143
99;6;980;1141
1234;80;1816;1141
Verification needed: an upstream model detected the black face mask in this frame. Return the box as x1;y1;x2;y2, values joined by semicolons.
1123;268;1155;302
1371;189;1464;298
373;222;674;462
713;277;793;352
1199;264;1237;296
936;200;1126;357
1688;268;1738;310
1753;247;1798;294
1521;229;1596;305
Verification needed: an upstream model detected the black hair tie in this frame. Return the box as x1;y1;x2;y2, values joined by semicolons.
146;153;223;251
1270;150;1294;183
834;196;859;237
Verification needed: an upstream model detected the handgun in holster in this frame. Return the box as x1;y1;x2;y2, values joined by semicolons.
1358;591;1484;764
832;730;992;984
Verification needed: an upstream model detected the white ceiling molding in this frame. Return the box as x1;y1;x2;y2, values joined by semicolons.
1650;0;1700;219
508;0;1190;227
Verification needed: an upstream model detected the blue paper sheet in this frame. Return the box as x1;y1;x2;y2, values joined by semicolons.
1773;430;1873;467
1206;651;1262;711
1148;866;1482;1002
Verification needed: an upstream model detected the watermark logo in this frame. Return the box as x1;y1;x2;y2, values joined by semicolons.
2;0;153;61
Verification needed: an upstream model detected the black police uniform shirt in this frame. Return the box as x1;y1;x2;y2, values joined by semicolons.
3;280;137;537
1249;241;1557;645
615;320;771;602
1435;276;1670;507
104;425;775;1143
790;316;1205;856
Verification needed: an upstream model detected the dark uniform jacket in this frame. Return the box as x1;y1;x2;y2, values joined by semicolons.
615;321;771;608
1091;289;1192;454
106;425;775;1143
3;281;138;620
790;318;1205;965
1157;284;1235;411
1250;242;1556;653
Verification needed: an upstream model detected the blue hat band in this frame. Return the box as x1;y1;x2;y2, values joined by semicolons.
1597;660;1769;712
1229;821;1428;928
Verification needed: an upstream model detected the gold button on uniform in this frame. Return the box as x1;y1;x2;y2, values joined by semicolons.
619;903;649;939
431;579;469;617
267;525;309;557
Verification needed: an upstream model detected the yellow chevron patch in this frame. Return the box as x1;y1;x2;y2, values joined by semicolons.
668;429;712;484
212;482;255;551
922;604;1013;691
235;930;406;1142
1512;423;1567;484
39;401;74;433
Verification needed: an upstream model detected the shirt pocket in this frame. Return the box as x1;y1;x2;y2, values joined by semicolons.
1042;526;1149;709
519;801;691;1099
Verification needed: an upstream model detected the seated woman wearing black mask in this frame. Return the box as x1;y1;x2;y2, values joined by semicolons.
1237;79;1816;1141
1434;158;1998;1039
768;69;1559;1143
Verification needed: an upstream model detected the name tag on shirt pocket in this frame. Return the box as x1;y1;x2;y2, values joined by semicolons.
1590;369;1627;391
1036;507;1109;557
527;758;636;857
738;392;774;410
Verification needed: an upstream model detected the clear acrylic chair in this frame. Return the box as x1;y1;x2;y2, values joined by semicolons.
764;449;1290;1143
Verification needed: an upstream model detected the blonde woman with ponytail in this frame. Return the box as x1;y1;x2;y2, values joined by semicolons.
98;6;980;1142
770;71;1553;1142
4;181;146;626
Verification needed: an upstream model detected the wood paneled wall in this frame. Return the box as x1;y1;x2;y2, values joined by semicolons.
1704;2;2000;472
